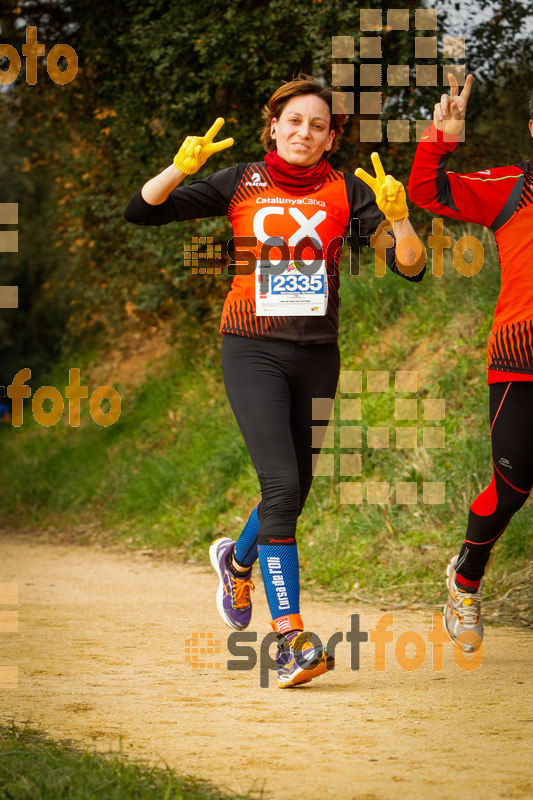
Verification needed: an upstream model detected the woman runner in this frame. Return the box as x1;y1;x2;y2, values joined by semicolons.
409;74;533;652
126;74;424;687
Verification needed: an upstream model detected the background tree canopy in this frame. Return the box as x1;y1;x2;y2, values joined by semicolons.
1;0;532;385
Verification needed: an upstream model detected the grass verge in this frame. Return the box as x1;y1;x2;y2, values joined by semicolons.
0;720;261;800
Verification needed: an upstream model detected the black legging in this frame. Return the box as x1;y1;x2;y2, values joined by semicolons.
457;381;533;581
221;334;340;546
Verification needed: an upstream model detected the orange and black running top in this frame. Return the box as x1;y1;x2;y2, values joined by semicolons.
409;124;533;383
125;161;417;344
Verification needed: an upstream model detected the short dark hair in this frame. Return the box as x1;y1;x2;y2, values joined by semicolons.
530;92;533;120
260;73;347;158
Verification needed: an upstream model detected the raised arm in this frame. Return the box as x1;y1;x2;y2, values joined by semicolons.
408;74;521;228
433;72;473;137
355;152;424;277
141;118;234;205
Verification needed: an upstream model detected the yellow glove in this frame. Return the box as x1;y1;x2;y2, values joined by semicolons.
355;152;408;221
173;117;234;175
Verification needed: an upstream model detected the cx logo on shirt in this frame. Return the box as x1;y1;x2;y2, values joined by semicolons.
228;206;343;276
253;206;326;247
253;206;325;276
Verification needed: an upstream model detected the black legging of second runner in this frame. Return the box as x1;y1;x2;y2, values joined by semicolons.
457;381;533;582
221;334;340;551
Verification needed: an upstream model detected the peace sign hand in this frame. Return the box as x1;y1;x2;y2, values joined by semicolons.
355;152;408;221
434;73;473;137
173;118;234;175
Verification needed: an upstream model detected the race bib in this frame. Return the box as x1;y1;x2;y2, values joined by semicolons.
255;260;328;317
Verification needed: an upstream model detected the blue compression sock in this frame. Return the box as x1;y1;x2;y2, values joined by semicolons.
233;504;260;568
258;543;300;620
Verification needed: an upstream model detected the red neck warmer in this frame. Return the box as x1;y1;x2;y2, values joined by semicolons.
264;149;332;196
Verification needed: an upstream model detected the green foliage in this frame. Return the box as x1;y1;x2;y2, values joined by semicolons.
2;0;437;380
436;0;533;170
2;0;532;382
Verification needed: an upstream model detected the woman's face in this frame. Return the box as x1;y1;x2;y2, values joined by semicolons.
271;94;335;167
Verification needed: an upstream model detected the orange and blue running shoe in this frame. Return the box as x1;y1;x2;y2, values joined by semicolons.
276;630;334;688
209;537;254;630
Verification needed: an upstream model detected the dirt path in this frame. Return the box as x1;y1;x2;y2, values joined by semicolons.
1;532;532;800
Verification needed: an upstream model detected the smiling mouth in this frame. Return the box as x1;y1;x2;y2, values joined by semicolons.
292;143;309;150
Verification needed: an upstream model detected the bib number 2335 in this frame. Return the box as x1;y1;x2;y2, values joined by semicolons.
255;261;328;317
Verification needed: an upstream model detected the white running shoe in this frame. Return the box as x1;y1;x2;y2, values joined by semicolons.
444;555;484;652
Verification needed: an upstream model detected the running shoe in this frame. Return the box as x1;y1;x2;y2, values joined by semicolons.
209;537;254;630
444;555;484;652
276;630;334;688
